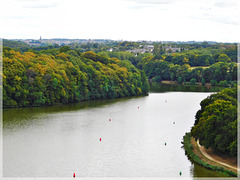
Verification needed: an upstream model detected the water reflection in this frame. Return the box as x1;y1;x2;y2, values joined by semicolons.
193;163;228;177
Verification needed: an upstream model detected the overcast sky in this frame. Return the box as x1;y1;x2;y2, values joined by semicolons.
1;0;239;42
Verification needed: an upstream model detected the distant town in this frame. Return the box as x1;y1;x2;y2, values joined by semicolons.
16;37;112;46
5;37;231;56
9;37;224;47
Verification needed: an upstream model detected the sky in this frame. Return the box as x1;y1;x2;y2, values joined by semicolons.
0;0;239;42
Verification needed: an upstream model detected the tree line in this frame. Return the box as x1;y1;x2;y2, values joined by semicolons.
86;45;237;87
3;47;149;108
140;57;237;86
191;86;237;157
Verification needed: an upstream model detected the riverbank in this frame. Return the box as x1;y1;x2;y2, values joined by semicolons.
197;140;238;171
161;80;236;87
161;80;211;86
183;132;237;177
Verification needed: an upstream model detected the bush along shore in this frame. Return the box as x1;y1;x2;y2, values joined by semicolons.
182;132;237;177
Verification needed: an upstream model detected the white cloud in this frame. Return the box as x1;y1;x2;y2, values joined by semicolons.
0;0;239;42
213;1;237;8
23;2;59;9
124;0;178;5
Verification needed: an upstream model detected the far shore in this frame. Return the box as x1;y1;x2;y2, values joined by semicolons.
161;80;212;86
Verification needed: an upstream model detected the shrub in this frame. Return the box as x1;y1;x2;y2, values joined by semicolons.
190;78;197;85
201;78;205;85
152;75;162;82
210;79;218;86
219;80;228;87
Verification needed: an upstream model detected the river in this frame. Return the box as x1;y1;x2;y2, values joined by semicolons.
3;83;226;178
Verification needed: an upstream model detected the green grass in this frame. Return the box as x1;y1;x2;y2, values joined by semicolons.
183;132;237;177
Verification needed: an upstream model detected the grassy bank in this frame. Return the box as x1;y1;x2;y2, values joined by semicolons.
183;132;237;177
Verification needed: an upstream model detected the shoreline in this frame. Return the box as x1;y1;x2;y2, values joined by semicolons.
161;80;235;87
161;80;210;86
183;132;237;177
3;93;149;109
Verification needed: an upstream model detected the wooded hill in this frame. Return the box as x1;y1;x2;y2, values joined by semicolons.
3;48;149;107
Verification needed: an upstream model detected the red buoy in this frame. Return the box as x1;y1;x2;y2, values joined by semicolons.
73;173;75;178
100;138;101;141
109;119;111;121
138;106;139;109
165;100;167;102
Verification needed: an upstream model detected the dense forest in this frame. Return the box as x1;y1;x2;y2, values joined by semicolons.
95;44;237;86
112;53;237;87
3;47;149;108
191;86;237;157
142;59;237;86
2;39;238;108
132;46;237;86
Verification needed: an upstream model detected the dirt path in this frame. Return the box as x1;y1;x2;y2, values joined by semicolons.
197;140;240;172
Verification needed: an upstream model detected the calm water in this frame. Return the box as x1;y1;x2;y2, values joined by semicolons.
3;84;226;178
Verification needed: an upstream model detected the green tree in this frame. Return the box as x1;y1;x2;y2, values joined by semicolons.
217;54;231;63
191;87;237;157
177;77;183;84
59;46;71;53
192;100;236;155
219;80;228;87
152;75;162;82
190;78;197;85
210;79;218;86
